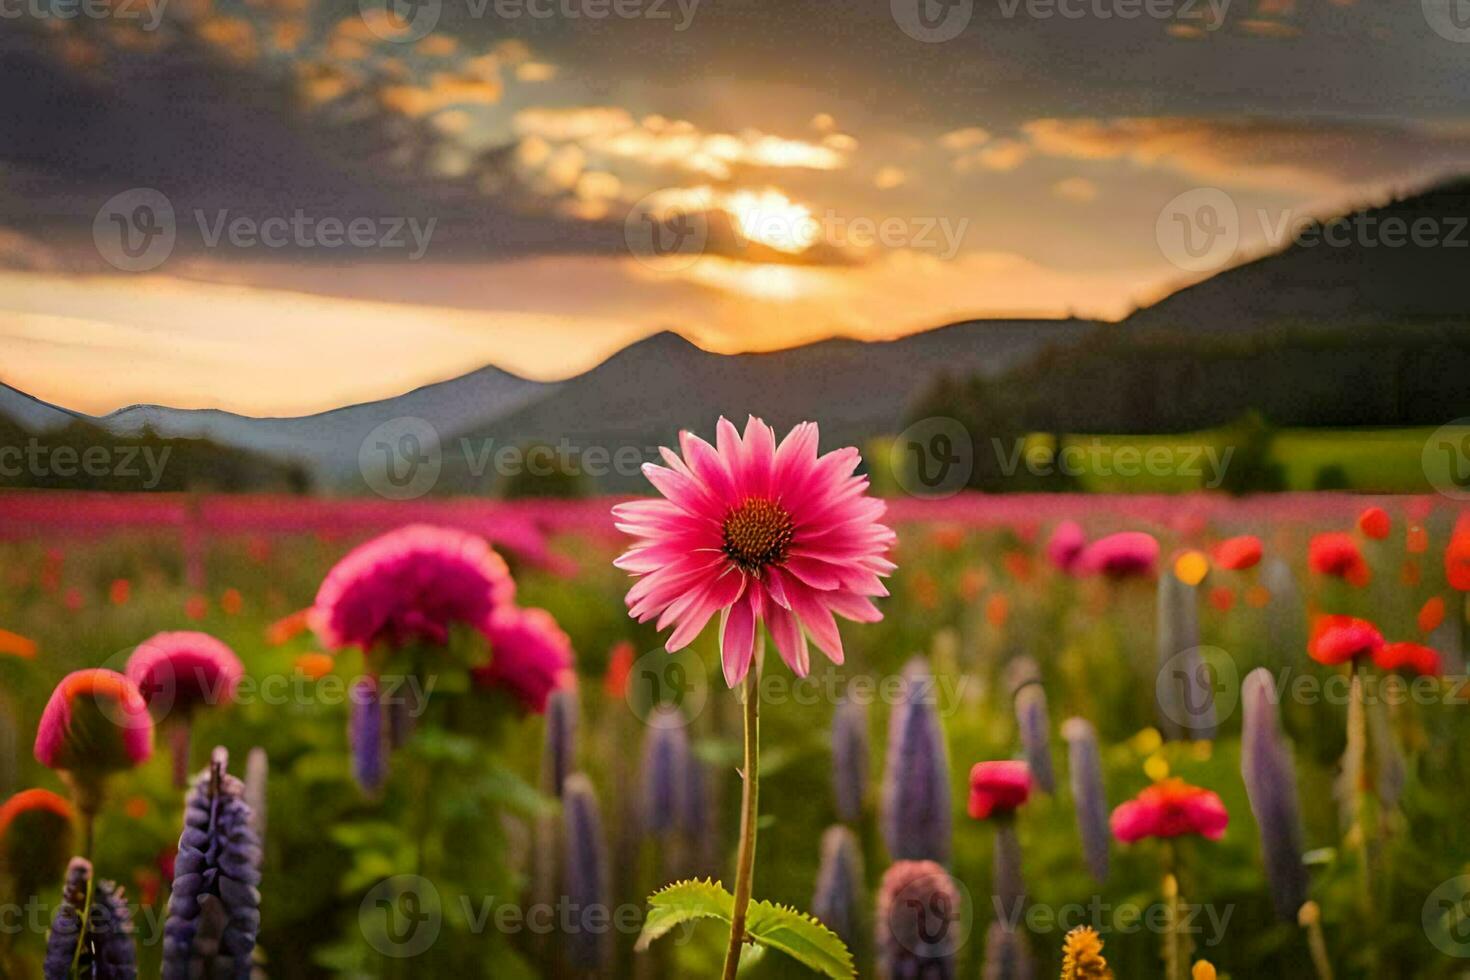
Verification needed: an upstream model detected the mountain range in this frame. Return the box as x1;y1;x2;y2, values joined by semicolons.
4;178;1470;493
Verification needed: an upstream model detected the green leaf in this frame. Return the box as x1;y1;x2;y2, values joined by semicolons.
634;878;734;952
746;901;855;980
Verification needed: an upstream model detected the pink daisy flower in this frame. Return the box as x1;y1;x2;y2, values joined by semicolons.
126;631;244;717
34;669;153;773
473;606;575;713
613;416;896;687
313;524;515;653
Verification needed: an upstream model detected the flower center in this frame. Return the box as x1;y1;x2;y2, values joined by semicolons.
722;497;794;572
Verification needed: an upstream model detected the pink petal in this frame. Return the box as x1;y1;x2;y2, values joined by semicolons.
720;587;758;687
767;603;810;676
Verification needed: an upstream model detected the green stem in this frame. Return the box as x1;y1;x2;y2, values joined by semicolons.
720;643;762;980
1346;662;1372;917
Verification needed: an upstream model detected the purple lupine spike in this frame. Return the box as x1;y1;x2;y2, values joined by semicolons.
880;659;951;865
542;687;579;798
46;857;138;980
640;709;689;836
981;921;1035;980
876;860;958;980
163;747;263;980
1061;718;1110;883
561;773;611;976
1155;570;1215;740
1240;668;1308;919
678;744;708;840
831;697;869;823
812;825;866;956
244;747;268;846
1005;659;1054;794
348;677;386;796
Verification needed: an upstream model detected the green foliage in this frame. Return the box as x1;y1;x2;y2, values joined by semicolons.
636;880;855;979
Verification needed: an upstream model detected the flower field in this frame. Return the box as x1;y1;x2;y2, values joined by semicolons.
2;467;1470;978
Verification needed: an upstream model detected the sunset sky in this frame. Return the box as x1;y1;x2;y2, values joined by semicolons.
3;0;1470;415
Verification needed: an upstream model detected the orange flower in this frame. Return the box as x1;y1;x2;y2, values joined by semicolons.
109;578;132;606
220;588;244;616
0;788;74;838
1418;596;1446;634
929;525;966;552
1357;507;1391;541
1245;585;1271;609
1213;535;1262;571
958;567;987;601
185;594;209;620
1308;532;1370;587
266;608;313;646
1003;550;1035;583
0;628;38;659
123;796;150;820
1447;514;1470;591
1208;587;1235;613
293;653;335;680
985;592;1011;628
603;641;635;699
1406;524;1428;555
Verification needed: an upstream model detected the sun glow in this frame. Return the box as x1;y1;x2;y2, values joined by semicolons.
725;189;819;254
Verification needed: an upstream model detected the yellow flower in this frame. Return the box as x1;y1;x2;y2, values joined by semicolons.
1060;926;1113;980
1192;961;1218;980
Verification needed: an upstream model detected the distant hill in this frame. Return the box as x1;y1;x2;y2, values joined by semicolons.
437;321;1093;492
1127;178;1470;332
0;318;1093;492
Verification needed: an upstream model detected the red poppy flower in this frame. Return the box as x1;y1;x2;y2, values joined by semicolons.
1373;642;1441;677
1213;535;1262;571
1447;514;1470;592
968;761;1032;820
1308;614;1384;666
1357;507;1391;541
1418;596;1446;634
1308;532;1370;586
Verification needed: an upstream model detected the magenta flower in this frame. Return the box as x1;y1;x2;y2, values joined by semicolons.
34;669;153;774
472;606;574;713
613;416;896;686
967;760;1033;820
126;631;244;716
1045;520;1087;573
1111;778;1228;843
1078;531;1159;579
313;524;515;653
